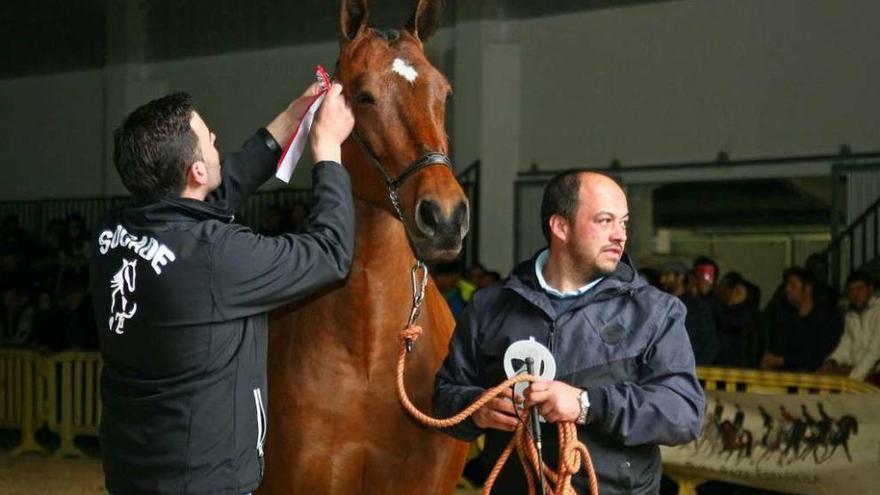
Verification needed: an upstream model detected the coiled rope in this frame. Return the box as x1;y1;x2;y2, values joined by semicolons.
396;324;599;495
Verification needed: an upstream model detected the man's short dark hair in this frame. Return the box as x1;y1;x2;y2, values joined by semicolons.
846;270;875;288
113;92;201;199
786;266;816;291
540;170;583;243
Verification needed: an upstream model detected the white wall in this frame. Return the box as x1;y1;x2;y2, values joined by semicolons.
0;70;105;200
516;0;880;169
0;31;454;200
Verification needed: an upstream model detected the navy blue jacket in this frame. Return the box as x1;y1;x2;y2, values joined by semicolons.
90;129;354;494
433;252;705;494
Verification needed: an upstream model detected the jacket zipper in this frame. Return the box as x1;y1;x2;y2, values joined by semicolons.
548;320;556;353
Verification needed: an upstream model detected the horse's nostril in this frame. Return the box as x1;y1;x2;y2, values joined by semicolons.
417;199;442;232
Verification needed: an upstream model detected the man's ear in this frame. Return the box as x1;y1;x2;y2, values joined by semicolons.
187;160;209;187
548;214;570;243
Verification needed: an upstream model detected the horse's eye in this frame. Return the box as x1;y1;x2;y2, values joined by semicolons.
355;91;376;105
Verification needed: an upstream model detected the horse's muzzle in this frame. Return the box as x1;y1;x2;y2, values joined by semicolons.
412;197;470;260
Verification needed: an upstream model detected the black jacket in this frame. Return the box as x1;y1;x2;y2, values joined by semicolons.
89;129;354;494
433;252;704;495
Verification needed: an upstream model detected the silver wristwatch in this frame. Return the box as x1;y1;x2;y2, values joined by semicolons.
576;389;590;425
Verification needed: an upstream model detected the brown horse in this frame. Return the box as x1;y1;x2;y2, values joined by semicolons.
259;1;470;494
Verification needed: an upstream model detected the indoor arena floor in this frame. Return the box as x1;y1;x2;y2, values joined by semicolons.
0;432;481;495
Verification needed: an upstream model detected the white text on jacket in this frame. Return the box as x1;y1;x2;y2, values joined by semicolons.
97;224;176;275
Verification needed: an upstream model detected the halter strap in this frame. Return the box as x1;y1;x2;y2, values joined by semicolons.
351;131;452;220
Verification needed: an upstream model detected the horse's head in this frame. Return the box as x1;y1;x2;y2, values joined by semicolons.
336;0;469;263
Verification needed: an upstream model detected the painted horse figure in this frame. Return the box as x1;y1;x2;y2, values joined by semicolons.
259;0;470;494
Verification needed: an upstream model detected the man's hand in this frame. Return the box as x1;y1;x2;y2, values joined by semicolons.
759;352;784;370
265;82;324;149
311;82;355;164
472;388;522;432
523;380;582;424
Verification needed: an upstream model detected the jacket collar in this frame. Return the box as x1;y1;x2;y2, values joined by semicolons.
118;196;235;231
503;248;645;319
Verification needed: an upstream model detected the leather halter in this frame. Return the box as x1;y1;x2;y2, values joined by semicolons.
351;130;452;221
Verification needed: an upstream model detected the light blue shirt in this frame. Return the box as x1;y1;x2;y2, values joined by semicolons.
534;249;603;298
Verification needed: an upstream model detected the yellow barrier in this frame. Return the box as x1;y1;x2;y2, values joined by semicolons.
0;349;49;455
664;366;879;495
44;351;103;457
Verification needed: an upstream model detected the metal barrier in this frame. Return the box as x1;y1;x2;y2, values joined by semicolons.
0;349;49;455
44;351;103;457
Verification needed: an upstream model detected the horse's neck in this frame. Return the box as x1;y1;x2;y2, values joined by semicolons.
338;198;421;340
352;197;416;272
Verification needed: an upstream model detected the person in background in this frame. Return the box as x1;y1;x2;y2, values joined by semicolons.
659;260;719;365
714;272;761;367
433;261;469;318
817;270;880;382
761;267;842;372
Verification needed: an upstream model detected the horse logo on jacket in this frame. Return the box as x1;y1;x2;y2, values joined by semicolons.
109;258;138;334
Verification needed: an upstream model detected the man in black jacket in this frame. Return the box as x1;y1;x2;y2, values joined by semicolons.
433;171;705;494
90;82;354;494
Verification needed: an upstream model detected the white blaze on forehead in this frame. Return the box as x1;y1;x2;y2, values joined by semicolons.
391;58;418;83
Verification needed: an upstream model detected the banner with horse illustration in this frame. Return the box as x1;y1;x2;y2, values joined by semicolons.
662;390;878;495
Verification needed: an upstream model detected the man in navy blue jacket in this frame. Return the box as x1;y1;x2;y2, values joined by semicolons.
90;82;355;494
434;171;705;494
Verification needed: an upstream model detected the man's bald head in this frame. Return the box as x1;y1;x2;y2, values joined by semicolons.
540;171;624;242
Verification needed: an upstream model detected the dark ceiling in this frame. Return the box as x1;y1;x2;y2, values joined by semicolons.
1;0;674;79
654;179;832;228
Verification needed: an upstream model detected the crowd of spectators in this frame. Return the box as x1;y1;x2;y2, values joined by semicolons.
5;205;878;383
0;202;317;354
648;254;879;384
1;213;97;351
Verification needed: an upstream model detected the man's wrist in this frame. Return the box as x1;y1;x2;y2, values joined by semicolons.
311;138;341;164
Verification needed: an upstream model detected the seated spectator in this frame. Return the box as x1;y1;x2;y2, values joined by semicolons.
817;270;880;381
691;256;720;299
432;262;469;318
659;261;719;365
59;213;90;283
58;275;98;350
466;262;486;287
31;218;65;288
714;272;761;367
804;252;839;310
260;205;286;236
761;267;842;372
0;214;36;261
0;280;35;346
288;201;310;234
477;270;501;290
27;290;71;351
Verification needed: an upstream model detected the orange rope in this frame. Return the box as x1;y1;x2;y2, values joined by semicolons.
396;326;599;495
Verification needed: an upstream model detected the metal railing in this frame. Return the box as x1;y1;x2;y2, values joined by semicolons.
824;194;880;290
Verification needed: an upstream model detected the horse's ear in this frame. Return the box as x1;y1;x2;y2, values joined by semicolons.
341;0;369;43
406;0;443;42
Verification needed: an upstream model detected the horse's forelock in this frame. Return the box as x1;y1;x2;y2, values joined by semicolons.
373;27;401;43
